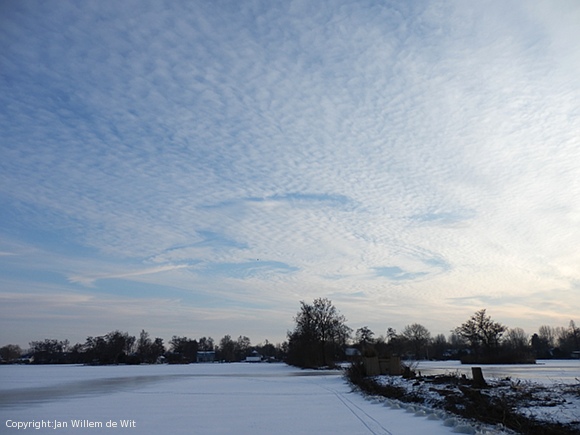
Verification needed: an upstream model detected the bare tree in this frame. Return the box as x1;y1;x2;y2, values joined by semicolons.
218;335;236;362
356;326;375;345
168;336;198;363
454;309;506;357
568;320;580;350
557;320;580;356
538;325;556;348
503;328;529;351
0;344;22;363
402;323;431;359
137;329;152;360
431;334;448;360
383;327;404;356
355;326;375;356
235;336;251;360
136;330;164;363
287;298;351;367
198;337;214;351
105;331;135;364
29;339;70;364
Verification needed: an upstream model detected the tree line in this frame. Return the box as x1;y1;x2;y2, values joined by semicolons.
1;299;579;367
0;329;286;365
285;301;580;368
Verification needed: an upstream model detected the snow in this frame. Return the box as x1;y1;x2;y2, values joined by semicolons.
413;360;580;385
3;363;470;434
415;359;580;428
372;360;580;431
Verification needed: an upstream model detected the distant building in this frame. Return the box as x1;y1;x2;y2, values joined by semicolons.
345;347;361;359
245;350;262;362
197;351;216;363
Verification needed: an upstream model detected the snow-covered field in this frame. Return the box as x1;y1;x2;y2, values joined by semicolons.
2;363;487;435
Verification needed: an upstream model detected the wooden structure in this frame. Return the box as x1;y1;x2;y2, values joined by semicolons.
362;356;401;376
471;366;486;387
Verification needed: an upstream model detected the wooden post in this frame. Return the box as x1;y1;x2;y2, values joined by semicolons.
389;356;402;375
472;367;486;387
363;356;380;376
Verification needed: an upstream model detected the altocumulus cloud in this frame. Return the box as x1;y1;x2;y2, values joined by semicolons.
1;0;579;346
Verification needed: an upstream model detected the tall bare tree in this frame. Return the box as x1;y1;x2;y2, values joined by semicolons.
287;298;351;367
402;323;431;359
454;309;506;357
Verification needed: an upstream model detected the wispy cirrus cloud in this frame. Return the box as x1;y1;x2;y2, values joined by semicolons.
374;266;428;282
68;264;192;287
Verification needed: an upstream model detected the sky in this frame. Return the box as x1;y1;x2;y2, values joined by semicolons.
1;0;580;349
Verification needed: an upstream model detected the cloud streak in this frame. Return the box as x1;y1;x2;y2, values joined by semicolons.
68;264;192;287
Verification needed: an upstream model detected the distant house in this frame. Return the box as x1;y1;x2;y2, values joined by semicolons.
245;350;262;363
197;351;216;363
572;351;580;359
345;347;361;359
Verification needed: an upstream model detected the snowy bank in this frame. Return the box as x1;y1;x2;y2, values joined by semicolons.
347;361;580;435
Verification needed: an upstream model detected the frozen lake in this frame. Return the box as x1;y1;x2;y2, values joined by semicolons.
2;363;484;434
413;359;580;384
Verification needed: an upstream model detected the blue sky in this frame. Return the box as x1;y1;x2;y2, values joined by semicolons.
1;1;579;348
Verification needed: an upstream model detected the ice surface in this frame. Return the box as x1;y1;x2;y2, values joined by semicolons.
414;360;580;385
2;363;469;434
